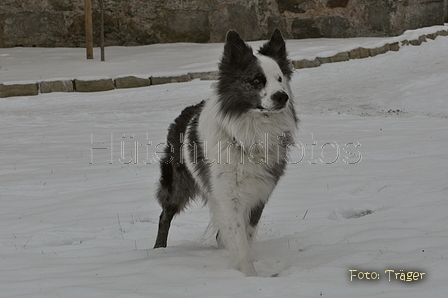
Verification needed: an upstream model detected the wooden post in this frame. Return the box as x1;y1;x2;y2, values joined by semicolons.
84;0;93;59
445;0;448;22
99;0;105;61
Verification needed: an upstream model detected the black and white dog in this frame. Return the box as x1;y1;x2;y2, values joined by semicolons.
153;29;298;276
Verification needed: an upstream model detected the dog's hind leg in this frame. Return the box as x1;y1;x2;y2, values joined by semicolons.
153;158;197;248
153;102;204;248
154;205;178;248
153;178;191;248
247;203;265;245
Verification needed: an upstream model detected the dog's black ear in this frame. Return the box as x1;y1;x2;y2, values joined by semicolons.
222;30;254;67
258;29;293;79
259;29;286;59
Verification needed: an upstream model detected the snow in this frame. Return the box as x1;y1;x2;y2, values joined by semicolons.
1;27;448;297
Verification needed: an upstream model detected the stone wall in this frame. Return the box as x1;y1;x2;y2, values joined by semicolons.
0;0;445;47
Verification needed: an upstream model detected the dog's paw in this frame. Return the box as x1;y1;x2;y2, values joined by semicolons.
240;262;258;277
231;260;257;277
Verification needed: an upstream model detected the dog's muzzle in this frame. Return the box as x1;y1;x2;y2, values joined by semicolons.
271;91;289;110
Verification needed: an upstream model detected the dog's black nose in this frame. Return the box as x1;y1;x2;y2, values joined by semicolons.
272;91;289;106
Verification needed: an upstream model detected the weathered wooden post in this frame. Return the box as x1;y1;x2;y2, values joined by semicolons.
84;0;94;59
445;0;448;22
99;0;105;61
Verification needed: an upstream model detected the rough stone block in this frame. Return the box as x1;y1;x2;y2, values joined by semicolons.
317;56;332;64
330;52;349;63
349;47;370;59
409;35;426;46
436;30;448;36
0;82;39;98
189;71;219;80
151;74;192;85
409;39;421;46
425;33;437;40
348;48;361;59
358;47;371;58
115;76;151;89
40;80;74;93
369;44;390;57
389;42;399;51
292;58;321;69
401;39;410;46
74;78;115;92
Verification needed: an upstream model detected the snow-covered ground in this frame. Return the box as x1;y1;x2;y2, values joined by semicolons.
1;31;448;297
1;25;447;83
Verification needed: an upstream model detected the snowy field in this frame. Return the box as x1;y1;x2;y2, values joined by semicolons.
1;34;448;297
1;25;447;83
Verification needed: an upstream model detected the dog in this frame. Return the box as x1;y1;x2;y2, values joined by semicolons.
153;29;298;276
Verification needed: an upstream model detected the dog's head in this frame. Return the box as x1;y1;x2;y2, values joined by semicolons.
217;29;294;117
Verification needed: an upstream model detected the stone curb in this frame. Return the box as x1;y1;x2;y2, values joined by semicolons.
189;71;219;80
369;43;390;57
292;31;446;69
151;74;192;85
40;80;74;93
115;76;151;89
74;78;115;92
330;51;350;63
293;58;321;69
0;82;39;98
348;47;370;59
0;30;447;98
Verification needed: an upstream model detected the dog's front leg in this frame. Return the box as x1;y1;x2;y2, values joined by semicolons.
211;199;257;276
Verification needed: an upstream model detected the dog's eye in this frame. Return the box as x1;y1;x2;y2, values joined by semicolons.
249;76;265;86
278;77;282;83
